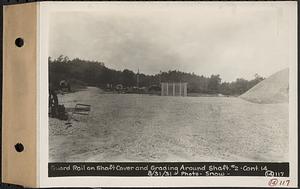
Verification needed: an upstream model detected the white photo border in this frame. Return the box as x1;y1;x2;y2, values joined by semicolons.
38;1;298;187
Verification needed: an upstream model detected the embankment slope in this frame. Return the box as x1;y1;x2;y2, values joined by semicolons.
240;68;289;104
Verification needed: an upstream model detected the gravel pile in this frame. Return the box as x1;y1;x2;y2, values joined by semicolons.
240;68;289;104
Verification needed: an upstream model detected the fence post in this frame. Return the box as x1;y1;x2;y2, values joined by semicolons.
166;83;168;96
179;82;182;96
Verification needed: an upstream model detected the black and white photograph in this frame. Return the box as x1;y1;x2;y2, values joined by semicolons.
47;2;292;163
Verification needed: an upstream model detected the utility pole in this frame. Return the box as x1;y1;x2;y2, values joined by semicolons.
137;68;139;88
159;70;162;84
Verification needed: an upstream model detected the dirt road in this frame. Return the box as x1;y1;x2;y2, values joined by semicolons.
49;87;288;162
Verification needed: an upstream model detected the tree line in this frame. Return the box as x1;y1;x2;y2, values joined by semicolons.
49;55;264;96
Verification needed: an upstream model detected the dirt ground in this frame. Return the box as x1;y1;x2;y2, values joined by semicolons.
49;87;288;162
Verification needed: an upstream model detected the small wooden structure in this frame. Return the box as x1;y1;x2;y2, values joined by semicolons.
161;82;187;97
66;103;91;126
73;104;91;116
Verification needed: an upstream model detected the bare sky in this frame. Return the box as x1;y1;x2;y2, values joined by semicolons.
49;2;296;82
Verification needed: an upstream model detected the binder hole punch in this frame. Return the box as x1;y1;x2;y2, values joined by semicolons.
15;38;24;47
14;143;24;152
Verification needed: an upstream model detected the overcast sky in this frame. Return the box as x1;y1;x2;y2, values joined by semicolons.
49;3;296;82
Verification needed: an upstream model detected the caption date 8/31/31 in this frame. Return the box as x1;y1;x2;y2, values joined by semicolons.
147;164;280;176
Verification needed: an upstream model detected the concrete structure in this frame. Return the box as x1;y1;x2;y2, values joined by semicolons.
161;82;187;97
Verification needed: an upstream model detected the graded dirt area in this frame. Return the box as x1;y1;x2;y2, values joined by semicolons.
49;87;288;162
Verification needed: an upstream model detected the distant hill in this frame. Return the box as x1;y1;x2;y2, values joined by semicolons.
240;68;289;104
49;56;264;95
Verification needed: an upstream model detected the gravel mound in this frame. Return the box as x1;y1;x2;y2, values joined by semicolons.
240;68;289;104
